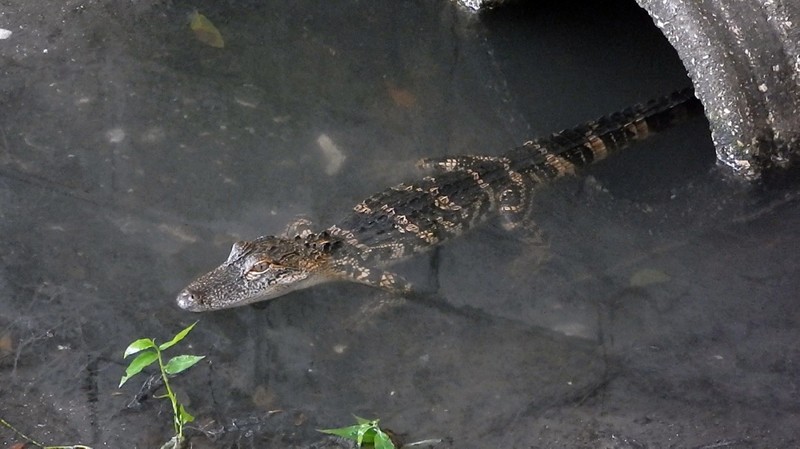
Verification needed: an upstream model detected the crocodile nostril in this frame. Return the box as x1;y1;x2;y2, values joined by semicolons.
176;289;198;310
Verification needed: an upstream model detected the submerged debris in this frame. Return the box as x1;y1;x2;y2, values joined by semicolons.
386;82;417;109
317;133;346;175
629;268;671;287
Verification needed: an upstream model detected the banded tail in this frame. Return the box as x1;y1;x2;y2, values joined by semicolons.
415;88;704;235
421;87;703;178
507;87;703;175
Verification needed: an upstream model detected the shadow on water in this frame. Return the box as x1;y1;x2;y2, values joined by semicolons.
1;0;798;448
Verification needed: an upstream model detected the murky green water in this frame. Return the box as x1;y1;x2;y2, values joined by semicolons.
1;1;797;448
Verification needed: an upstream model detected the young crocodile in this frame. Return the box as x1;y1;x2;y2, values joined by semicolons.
177;88;703;312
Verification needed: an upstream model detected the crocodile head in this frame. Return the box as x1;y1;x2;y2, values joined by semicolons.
176;233;339;312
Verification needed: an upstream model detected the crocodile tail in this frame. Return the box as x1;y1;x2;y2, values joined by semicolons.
420;88;703;179
506;87;704;175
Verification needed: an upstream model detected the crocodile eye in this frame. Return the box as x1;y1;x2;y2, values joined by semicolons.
246;260;275;279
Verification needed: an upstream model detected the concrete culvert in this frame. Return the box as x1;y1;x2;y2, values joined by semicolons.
459;0;800;181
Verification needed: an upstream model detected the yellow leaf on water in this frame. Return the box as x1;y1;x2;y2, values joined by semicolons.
190;11;224;48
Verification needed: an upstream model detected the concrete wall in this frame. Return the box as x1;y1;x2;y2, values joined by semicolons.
637;0;799;180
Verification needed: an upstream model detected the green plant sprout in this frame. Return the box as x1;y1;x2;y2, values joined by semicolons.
0;417;92;449
119;321;205;448
320;416;444;449
319;416;396;449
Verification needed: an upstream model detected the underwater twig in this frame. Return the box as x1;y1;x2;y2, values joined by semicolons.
0;416;92;449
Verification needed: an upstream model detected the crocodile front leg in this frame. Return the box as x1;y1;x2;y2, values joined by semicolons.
328;243;412;294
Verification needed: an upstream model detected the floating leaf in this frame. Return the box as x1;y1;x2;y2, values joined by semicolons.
190;11;224;48
386;82;416;108
629;268;671;287
0;333;13;356
119;350;158;387
123;338;155;358
159;321;199;351
164;354;205;375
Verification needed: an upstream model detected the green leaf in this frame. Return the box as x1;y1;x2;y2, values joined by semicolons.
318;424;362;440
374;429;395;449
159;321;199;351
119;350;158;387
319;417;390;448
123;338;156;358
354;415;371;425
357;426;377;446
178;404;195;424
164;354;205;375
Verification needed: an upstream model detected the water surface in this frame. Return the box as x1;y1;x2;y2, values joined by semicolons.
1;1;798;448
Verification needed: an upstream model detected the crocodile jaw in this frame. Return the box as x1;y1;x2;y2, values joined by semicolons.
176;234;336;312
176;264;328;312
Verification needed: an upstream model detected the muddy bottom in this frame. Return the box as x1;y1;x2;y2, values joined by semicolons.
1;1;798;448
